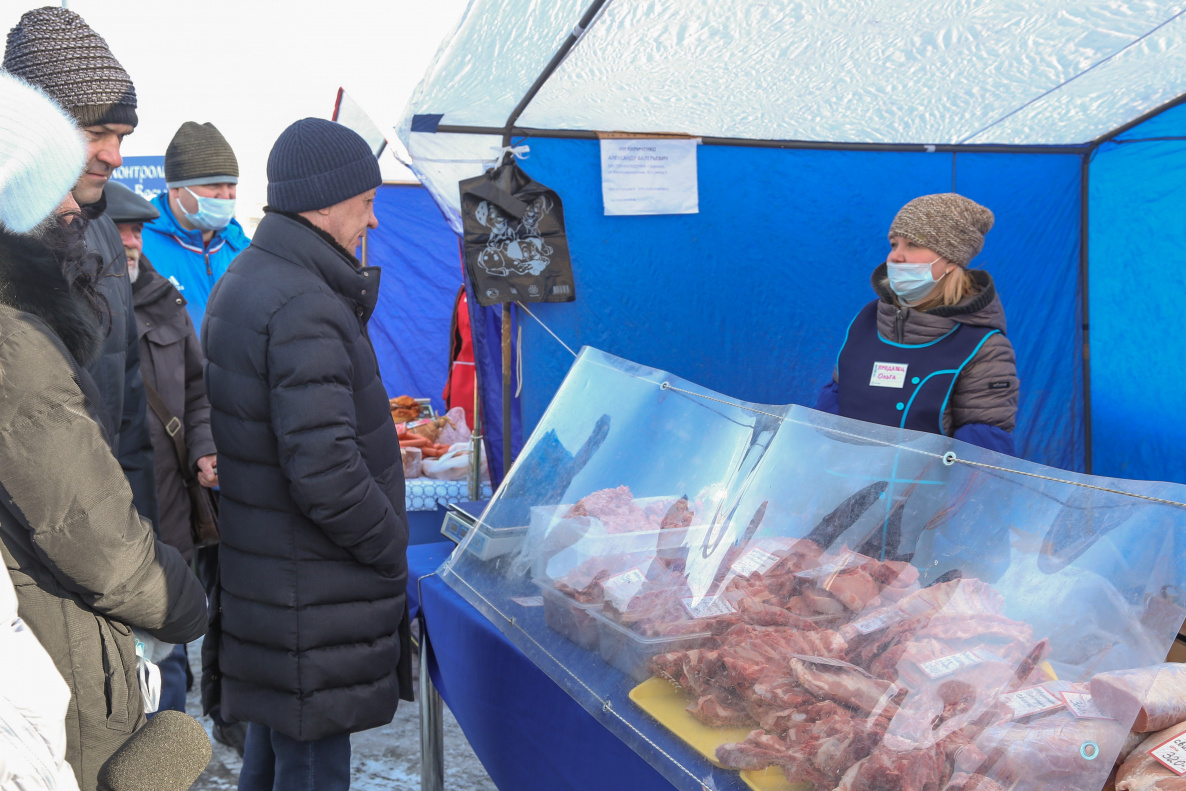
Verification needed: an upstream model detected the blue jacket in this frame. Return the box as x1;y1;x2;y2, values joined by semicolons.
141;193;250;333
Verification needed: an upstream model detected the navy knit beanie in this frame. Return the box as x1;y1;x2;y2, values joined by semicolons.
266;118;381;213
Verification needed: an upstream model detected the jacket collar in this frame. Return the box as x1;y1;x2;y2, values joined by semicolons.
0;230;103;365
250;210;380;321
131;257;184;308
144;192;250;253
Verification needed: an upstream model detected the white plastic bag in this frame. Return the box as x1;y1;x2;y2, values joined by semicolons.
423;441;487;481
132;630;171;714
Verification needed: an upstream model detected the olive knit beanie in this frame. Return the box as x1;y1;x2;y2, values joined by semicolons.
3;6;137;129
165;122;239;188
0;72;86;233
888;193;994;267
266;118;380;213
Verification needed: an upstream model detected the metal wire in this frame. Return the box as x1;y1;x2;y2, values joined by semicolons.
516;301;578;358
657;383;1186;510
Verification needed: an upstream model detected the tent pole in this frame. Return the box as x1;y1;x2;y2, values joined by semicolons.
1080;152;1093;475
499;0;612;147
502;303;512;476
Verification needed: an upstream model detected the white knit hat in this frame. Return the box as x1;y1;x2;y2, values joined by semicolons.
0;72;86;233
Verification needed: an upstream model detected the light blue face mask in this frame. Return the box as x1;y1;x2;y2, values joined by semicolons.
887;258;945;305
180;187;235;232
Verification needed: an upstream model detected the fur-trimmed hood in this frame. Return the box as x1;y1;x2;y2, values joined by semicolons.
0;230;103;365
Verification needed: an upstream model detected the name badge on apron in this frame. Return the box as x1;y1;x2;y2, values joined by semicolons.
870;362;908;388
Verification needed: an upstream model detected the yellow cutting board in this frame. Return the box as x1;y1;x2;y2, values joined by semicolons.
628;676;812;791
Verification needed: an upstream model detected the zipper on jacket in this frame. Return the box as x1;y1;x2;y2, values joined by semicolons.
895;307;907;344
205;253;212;277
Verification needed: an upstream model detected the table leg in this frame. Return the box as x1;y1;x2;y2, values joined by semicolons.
419;628;444;791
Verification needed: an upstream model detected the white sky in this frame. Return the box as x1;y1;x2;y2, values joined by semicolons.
0;0;470;227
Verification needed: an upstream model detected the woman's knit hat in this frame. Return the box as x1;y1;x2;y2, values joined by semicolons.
888;193;994;267
165;122;239;188
266;118;381;213
2;6;138;129
0;73;86;233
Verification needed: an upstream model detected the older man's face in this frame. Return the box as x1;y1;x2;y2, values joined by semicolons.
324;188;378;252
117;221;143;280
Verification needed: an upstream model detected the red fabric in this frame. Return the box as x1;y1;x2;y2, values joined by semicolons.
442;287;476;429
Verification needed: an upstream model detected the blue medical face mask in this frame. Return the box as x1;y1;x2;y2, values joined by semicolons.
887;258;945;305
180;187;235;232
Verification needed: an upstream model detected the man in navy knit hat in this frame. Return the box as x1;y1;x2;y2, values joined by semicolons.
202;119;412;790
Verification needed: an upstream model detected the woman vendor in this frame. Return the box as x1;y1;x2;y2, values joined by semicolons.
816;193;1019;455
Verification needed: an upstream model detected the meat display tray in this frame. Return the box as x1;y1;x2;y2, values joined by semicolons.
628;676;811;791
535;579;602;651
592;609;711;683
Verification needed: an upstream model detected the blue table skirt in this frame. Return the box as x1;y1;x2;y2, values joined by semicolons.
407;543;681;790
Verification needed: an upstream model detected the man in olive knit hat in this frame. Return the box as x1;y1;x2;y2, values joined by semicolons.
204;118;410;791
142;121;249;332
4;5;159;533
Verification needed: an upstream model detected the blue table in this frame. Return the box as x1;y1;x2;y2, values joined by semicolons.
408;542;688;791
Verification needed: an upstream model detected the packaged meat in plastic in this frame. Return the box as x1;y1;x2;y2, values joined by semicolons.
437;407;472;445
400;446;422;479
436;348;1186;791
1093;664;1186;733
1116;720;1186;790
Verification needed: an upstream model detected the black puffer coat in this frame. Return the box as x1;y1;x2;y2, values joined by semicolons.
0;229;208;791
203;210;411;741
132;258;215;561
82;197;159;527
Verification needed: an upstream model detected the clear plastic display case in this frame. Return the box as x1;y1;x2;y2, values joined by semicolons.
441;348;1186;791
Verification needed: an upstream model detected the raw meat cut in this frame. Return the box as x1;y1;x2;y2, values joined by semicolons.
1092;664;1186;733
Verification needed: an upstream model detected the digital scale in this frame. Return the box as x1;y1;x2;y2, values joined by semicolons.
440;499;489;545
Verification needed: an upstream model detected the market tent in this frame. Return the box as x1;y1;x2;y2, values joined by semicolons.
366;182;463;414
397;0;1186;483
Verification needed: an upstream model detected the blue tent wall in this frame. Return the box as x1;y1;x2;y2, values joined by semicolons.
1089;103;1186;484
514;138;1085;471
367;183;463;413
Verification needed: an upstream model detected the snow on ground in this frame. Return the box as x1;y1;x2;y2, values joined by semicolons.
186;634;497;791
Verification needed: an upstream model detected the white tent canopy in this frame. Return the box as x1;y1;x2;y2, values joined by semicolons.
399;0;1186;225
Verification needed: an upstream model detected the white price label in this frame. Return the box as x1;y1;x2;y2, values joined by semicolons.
798;558;858;581
919;649;995;679
602;567;647;609
731;548;780;578
1151;733;1186;776
509;596;544;607
999;684;1065;719
852;609;907;635
681;596;735;619
1059;691;1112;720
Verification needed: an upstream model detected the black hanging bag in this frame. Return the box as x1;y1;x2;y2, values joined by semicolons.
459;156;576;307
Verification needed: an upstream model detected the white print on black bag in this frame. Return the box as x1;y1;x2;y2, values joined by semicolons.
459;158;576;307
473;196;554;277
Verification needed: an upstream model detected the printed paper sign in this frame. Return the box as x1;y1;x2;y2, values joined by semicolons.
1151;732;1186;776
681;596;735;619
1060;691;1113;720
999;684;1065;720
602;567;647;610
509;596;544;607
919;649;996;679
852;609;907;635
600;138;699;216
870;362;909;389
732;547;780;578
